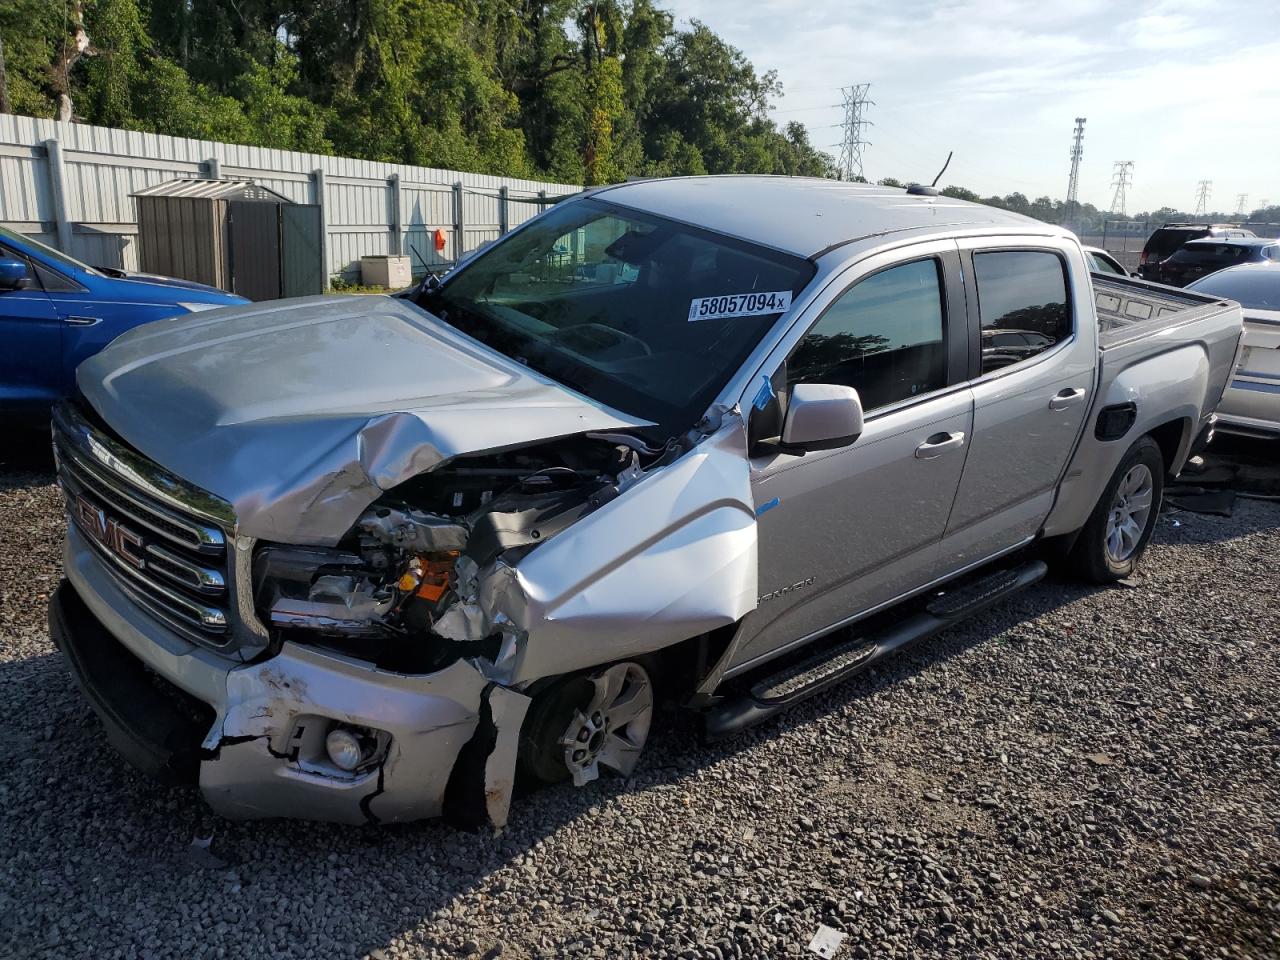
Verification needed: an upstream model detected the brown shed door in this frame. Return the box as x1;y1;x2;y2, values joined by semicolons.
228;201;282;301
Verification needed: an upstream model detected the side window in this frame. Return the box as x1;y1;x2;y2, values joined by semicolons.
973;251;1070;374
787;258;946;410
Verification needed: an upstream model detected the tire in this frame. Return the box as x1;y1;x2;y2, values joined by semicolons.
1070;436;1165;584
518;660;655;788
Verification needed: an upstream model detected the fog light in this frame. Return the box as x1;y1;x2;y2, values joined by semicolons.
325;727;365;771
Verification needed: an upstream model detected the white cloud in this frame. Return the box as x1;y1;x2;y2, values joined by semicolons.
681;0;1276;212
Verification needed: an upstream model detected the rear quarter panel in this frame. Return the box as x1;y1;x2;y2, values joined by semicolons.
1043;300;1243;538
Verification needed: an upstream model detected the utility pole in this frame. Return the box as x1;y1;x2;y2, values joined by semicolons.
1235;194;1248;216
1065;118;1086;222
837;84;874;182
1108;161;1134;216
1194;180;1212;217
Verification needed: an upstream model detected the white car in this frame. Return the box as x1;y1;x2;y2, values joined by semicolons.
1083;246;1130;276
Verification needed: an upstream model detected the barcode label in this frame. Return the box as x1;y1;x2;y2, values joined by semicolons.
688;290;792;322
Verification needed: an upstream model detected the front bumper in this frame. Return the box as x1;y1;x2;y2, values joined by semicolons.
53;525;529;826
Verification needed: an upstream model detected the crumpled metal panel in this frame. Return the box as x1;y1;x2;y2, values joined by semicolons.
486;417;759;684
76;295;649;545
202;642;489;824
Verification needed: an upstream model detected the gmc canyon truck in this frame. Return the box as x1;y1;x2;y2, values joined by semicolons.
49;177;1242;828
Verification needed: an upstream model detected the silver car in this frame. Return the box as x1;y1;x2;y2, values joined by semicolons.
1188;262;1280;438
50;177;1242;827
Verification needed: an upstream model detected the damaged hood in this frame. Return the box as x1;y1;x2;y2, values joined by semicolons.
77;295;649;544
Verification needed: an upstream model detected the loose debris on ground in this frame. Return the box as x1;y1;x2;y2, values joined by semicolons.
1;444;1277;960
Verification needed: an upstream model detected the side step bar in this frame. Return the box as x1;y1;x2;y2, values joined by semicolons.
704;560;1047;742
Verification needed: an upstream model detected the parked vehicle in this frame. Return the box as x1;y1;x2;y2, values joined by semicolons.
48;178;1242;829
1083;246;1129;276
1188;263;1280;437
1137;223;1254;281
1155;237;1280;288
1136;220;1254;276
0;225;246;420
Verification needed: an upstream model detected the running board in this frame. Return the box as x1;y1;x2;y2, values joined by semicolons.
704;560;1047;742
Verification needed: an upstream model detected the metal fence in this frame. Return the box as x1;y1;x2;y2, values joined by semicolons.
0;113;580;284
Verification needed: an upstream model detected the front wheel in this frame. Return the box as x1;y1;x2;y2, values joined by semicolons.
518;660;655;787
1070;436;1165;584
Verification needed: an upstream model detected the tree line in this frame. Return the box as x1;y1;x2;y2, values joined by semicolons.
3;2;1272;225
0;0;835;184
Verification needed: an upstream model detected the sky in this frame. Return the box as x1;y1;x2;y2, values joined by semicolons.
674;0;1279;215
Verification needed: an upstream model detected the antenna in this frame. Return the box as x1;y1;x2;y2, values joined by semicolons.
1065;118;1087;221
837;84;874;182
931;151;953;188
1194;180;1212;216
1108;161;1134;216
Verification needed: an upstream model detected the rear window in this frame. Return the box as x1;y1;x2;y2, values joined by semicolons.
1145;228;1205;257
1172;243;1252;263
1189;270;1280;310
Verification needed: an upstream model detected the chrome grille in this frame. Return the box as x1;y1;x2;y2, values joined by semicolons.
53;403;241;650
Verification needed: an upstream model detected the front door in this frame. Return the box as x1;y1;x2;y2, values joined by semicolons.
939;240;1094;573
728;247;974;674
0;244;61;417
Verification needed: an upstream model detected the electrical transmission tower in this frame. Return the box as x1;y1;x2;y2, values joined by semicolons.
837;84;874;182
1235;194;1248;216
1108;161;1134;216
1194;180;1212;216
1064;118;1085;220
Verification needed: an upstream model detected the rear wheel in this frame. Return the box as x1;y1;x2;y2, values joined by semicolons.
1071;436;1164;583
518;660;655;787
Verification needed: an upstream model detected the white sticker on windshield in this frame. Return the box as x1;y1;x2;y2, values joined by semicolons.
687;290;792;322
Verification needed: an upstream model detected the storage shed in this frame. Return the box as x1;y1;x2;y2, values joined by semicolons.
132;179;324;301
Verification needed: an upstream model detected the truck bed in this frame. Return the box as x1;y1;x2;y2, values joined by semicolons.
1092;273;1237;349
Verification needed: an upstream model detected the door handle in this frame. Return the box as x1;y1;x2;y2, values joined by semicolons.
1048;387;1086;411
915;431;966;459
64;315;102;327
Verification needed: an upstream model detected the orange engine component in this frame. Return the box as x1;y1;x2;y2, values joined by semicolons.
405;551;459;604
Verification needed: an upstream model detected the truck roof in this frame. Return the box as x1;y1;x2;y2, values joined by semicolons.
590;175;1060;259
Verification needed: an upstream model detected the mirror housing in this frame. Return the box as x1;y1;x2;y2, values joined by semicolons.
0;258;31;291
780;383;864;452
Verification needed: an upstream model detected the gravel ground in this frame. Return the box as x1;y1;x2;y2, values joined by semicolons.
1;448;1278;960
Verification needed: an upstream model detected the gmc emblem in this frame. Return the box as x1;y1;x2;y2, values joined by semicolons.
74;494;146;569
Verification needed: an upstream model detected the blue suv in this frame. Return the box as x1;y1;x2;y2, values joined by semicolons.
0;225;247;421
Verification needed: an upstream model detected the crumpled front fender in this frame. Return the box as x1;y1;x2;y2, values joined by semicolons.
485;416;759;683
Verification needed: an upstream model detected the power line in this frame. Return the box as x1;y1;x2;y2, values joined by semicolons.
838;84;874;182
768;104;842;114
1065;118;1086;219
1194;180;1212;216
1235;193;1248;216
1108;160;1134;216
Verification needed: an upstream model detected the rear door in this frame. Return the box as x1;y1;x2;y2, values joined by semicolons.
0;243;61;416
727;241;973;673
938;238;1095;574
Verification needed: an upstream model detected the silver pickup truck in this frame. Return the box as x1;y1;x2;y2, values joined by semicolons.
49;177;1242;828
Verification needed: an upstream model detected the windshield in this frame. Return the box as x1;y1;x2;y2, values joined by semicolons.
1189;269;1280;310
0;224;100;276
422;198;815;437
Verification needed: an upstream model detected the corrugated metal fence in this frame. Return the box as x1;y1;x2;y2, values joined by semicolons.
0;113;580;283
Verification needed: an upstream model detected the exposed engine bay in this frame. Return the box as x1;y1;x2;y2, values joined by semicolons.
253;433;662;674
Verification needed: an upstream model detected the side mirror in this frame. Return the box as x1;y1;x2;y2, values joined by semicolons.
781;383;864;452
0;258;31;291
